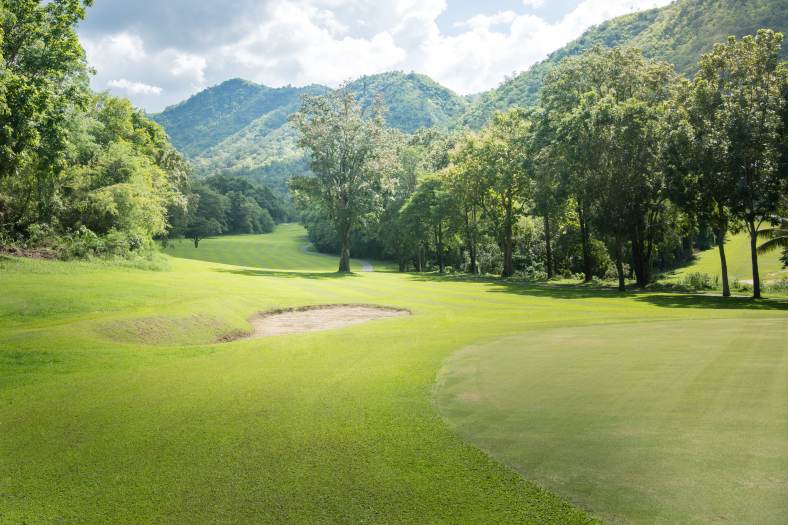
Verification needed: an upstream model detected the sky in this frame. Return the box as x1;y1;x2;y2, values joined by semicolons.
78;0;673;112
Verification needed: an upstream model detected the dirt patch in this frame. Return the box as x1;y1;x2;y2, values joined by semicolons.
0;246;58;259
236;304;410;340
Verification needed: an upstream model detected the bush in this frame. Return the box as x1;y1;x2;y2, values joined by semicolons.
680;272;719;290
25;223;58;248
62;226;104;259
513;267;548;281
764;278;788;294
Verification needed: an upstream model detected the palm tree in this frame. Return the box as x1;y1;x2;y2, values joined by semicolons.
757;216;788;268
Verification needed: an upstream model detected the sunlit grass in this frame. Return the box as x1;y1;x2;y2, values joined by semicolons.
670;232;785;282
1;224;785;523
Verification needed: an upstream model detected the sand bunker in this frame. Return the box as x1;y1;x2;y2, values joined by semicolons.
241;305;409;339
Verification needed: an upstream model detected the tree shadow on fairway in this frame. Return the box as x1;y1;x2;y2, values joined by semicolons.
212;268;359;279
406;273;788;310
407;273;629;299
634;294;788;310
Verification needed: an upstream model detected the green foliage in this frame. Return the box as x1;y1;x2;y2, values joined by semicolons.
347;71;468;133
153;73;468;193
462;0;788;128
290;89;395;272
679;271;720;290
0;0;93;181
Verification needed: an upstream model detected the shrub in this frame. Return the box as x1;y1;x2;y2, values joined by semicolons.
680;272;718;290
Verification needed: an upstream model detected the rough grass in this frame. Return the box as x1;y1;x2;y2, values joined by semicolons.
1;224;786;523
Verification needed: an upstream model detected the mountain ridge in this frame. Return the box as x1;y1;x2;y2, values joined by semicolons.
152;0;787;189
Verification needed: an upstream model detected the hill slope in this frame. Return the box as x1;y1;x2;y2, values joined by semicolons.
347;71;468;133
153;72;467;190
462;0;788;127
153;0;787;186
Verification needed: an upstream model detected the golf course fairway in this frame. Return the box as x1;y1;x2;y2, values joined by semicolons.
1;225;786;523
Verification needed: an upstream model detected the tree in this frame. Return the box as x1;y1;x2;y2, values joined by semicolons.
541;48;610;282
185;183;229;248
663;79;736;296
530;111;566;279
756;216;787;266
290;89;393;273
473;109;535;278
0;0;92;230
542;46;676;288
400;174;458;274
695;30;787;298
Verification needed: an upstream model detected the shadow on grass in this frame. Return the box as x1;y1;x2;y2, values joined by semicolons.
405;272;788;311
212;267;358;279
634;294;788;310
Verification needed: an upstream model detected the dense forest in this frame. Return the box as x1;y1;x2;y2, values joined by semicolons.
151;0;788;195
462;0;788;127
151;72;469;192
0;0;290;260
291;31;787;298
2;0;785;298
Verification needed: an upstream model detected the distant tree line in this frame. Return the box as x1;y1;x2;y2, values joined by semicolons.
292;30;787;298
0;1;290;259
171;174;296;248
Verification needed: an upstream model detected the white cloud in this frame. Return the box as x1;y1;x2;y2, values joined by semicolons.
219;1;406;87
522;0;545;7
107;79;163;95
417;0;673;94
171;53;207;83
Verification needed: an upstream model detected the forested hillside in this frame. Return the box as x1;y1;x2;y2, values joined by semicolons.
152;0;788;189
462;0;788;127
347;72;468;133
152;72;468;190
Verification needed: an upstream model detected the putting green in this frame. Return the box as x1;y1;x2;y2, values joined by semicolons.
436;318;788;524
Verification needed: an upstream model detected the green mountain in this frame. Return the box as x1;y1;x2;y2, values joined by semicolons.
347;71;468;133
153;0;787;188
462;0;788;127
152;73;467;191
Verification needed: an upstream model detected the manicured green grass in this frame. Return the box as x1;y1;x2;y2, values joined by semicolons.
164;223;383;272
1;224;786;523
436;318;788;524
671;232;785;282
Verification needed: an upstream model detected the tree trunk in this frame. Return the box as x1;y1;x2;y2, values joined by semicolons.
631;238;651;287
501;198;514;278
398;258;406;273
578;203;592;282
466;210;478;275
747;219;761;299
615;239;625;292
469;242;477;275
436;223;445;274
338;224;351;273
716;228;730;298
544;213;553;279
193;237;200;248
